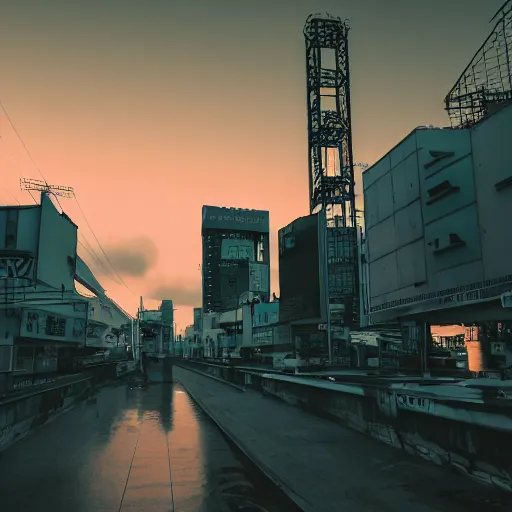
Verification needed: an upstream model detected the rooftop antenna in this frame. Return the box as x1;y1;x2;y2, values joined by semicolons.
20;177;75;199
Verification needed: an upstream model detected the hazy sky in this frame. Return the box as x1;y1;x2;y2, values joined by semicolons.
0;0;503;331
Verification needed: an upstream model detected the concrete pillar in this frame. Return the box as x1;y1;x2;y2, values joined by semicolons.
420;322;431;378
465;326;487;373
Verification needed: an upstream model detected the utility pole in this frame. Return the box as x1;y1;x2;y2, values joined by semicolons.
131;317;136;361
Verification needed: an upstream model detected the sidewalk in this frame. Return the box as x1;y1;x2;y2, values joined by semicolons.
175;366;509;512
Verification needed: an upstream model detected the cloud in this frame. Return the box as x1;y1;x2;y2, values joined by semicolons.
103;237;158;277
147;282;201;307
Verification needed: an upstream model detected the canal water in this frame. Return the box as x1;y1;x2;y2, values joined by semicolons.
0;379;303;512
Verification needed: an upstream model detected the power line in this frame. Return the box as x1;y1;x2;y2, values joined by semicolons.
0;99;48;185
2;187;20;205
0;98;135;301
27;190;37;205
77;239;123;286
0;137;23;204
73;194;136;296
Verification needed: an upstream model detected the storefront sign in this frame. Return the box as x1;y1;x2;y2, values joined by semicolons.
0;254;34;280
21;309;86;343
370;274;512;314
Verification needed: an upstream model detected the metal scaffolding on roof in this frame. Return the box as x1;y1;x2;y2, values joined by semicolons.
445;0;512;128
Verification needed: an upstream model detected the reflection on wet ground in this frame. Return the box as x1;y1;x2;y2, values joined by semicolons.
0;378;302;512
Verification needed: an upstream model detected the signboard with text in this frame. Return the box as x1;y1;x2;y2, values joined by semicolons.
0;253;35;280
202;206;269;233
20;308;86;343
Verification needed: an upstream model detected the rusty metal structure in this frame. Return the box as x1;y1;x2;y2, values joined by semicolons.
445;0;512;128
304;14;356;228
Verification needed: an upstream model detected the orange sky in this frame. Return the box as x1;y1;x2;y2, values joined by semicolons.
0;0;502;332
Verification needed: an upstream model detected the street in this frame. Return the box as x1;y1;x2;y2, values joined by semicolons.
0;379;301;512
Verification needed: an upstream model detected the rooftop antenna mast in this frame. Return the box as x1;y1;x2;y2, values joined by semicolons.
20;177;75;199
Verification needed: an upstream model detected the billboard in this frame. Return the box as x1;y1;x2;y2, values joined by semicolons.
278;213;326;323
202;205;269;233
20;308;86;343
363;106;512;322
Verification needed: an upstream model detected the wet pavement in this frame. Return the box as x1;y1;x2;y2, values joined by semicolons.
176;367;511;512
0;378;303;512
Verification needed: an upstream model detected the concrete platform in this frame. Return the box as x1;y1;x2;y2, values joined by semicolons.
175;366;510;512
0;379;299;512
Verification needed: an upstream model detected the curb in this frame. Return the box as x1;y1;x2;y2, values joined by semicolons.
175;368;313;512
175;364;246;392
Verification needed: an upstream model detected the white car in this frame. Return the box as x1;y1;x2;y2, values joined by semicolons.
282;354;308;372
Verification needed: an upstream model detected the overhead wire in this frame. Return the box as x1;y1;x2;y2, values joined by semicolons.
0;99;48;185
1;96;136;301
2;187;20;205
0;137;24;205
77;239;123;286
74;194;136;296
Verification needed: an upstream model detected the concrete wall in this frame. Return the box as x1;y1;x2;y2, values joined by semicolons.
0;376;93;453
37;194;78;291
363;108;512;323
263;376;512;491
261;376;510;485
16;206;40;254
472;105;512;281
75;256;105;296
179;360;512;492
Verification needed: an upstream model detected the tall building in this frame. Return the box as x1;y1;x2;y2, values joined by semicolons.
201;206;270;313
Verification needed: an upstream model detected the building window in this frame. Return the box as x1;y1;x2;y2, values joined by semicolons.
257;239;265;262
5;209;19;249
328;240;336;259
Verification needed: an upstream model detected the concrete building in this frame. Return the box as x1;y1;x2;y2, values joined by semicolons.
196;296;283;361
0;193;131;390
363;106;512;325
277;212;359;364
201;206;270;313
138;300;174;355
363;103;512;372
278;213;331;361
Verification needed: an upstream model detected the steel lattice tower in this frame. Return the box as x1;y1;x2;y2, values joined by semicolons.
445;0;512;128
304;14;356;227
